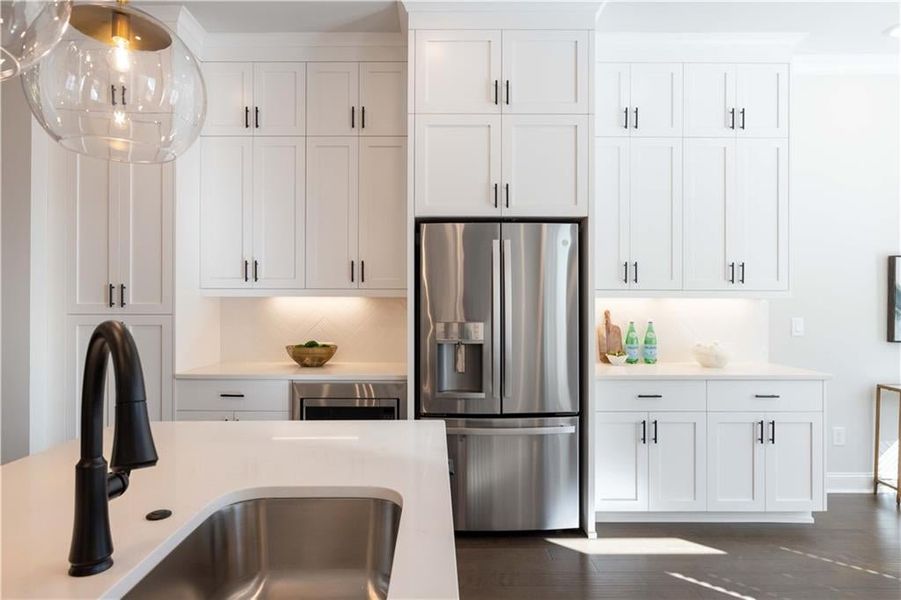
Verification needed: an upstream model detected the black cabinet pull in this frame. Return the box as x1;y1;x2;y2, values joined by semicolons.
505;80;510;105
350;260;355;283
108;283;115;307
121;86;127;106
361;106;365;129
243;259;249;282
758;420;765;444
768;420;776;444
253;259;259;282
652;420;658;444
351;106;355;129
729;262;736;284
633;261;638;284
633;107;639;129
119;284;126;308
111;84;117;106
755;394;781;399
244;106;249;128
623;107;629;129
361;260;365;283
494;80;499;105
641;420;647;444
505;183;510;208
730;107;735;130
219;393;244;398
740;108;746;130
623;261;629;284
494;183;498;208
637;394;663;398
254;106;260;128
739;262;746;284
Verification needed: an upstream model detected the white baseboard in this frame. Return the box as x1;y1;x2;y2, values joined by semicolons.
596;512;814;524
826;472;878;494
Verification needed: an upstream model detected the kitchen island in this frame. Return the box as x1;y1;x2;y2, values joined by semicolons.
1;421;457;599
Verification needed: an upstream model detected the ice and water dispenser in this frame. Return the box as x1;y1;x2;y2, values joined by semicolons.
435;321;485;397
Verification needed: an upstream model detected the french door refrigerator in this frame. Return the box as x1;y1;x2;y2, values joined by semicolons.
417;222;580;531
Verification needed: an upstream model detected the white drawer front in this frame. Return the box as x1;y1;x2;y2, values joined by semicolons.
707;380;823;412
596;381;706;411
176;379;290;412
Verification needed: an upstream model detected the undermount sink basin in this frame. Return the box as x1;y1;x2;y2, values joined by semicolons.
125;497;402;600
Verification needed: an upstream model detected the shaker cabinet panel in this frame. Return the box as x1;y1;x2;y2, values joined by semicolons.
360;62;407;136
307;62;359;136
252;62;306;136
415;30;502;114
648;412;707;512
629;63;683;137
202;62;254;136
595;412;649;511
595;63;631;136
594;138;631;290
359;137;407;290
765;412;824;512
502;30;589;114
707;412;766;512
736;64;789;138
68;155;115;313
684;64;736;137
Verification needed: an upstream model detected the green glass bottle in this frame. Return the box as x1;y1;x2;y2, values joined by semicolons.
643;321;658;364
624;321;640;364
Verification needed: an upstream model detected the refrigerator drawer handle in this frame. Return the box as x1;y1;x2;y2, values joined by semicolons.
445;426;576;436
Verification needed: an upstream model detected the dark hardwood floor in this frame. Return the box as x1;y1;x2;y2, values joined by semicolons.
456;495;901;600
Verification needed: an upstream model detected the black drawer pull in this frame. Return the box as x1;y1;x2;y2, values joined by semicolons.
637;394;663;399
219;393;245;398
754;394;781;399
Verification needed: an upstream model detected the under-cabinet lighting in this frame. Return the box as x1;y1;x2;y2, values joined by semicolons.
545;537;725;556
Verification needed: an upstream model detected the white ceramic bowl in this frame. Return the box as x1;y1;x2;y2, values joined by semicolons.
606;353;628;366
692;343;729;368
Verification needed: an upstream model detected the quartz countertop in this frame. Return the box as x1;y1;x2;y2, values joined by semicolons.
0;421;458;599
175;361;408;381
596;362;831;380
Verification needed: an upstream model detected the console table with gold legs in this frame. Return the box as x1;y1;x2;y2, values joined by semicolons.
874;383;901;506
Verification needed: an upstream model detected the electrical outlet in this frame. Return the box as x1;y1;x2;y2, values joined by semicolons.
791;317;805;337
832;427;846;446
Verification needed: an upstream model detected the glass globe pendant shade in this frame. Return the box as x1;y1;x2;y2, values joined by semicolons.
1;0;72;80
21;0;206;163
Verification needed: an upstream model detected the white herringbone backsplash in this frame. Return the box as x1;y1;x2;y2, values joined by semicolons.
220;297;407;363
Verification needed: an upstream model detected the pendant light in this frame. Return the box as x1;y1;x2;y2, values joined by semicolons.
1;0;71;80
21;0;205;163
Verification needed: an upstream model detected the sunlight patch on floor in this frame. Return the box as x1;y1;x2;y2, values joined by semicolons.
667;572;756;600
545;537;726;556
780;546;900;580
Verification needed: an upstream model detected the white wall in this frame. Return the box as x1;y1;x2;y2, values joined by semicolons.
769;59;900;486
218;297;407;364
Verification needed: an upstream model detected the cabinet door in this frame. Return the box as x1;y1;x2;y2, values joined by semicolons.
683;138;734;290
736;64;789;138
629;139;682;290
68;154;116;313
252;62;306;136
630;63;683;137
648;412;707;511
595;63;630;137
200;137;253;288
202;62;254;136
252;137;306;289
502;30;589;114
233;411;290;421
415;30;502;114
733;139;789;291
177;410;233;421
116;163;173;313
360;62;406;136
307;62;359;136
707;412;766;512
684;64;737;137
306;137;359;289
594;138;631;290
502;115;588;217
765;412;824;512
414;114;501;217
595;412;649;511
359;137;406;290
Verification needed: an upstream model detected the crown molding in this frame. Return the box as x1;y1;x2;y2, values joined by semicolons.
596;32;809;62
403;1;606;30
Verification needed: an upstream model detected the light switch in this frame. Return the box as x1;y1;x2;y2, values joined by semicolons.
832;427;846;446
791;317;805;337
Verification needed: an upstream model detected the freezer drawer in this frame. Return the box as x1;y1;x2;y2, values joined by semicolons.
441;417;579;531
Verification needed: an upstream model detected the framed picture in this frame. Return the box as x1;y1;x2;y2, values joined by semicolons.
889;256;901;342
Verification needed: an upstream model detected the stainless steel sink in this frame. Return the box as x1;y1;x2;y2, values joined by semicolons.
125;498;402;600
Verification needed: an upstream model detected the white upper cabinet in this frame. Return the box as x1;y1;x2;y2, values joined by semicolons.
252;137;306;289
307;62;359;136
203;62;254;135
684;64;736;137
648;412;707;511
360;63;407;136
414;114;501;217
68;155;172;314
595;63;630;136
200;137;254;289
359;137;407;290
501;31;589;114
629;63;683;137
415;30;502;114
594;137;631;290
502;115;588;217
306;137;360;289
736;64;789;138
707;412;766;512
685;63;788;138
252;63;306;136
628;138;683;290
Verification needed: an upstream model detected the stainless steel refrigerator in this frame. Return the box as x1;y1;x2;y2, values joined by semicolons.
417;222;580;531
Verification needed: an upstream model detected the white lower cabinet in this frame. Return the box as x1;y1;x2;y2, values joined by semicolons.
174;379;294;421
596;379;826;519
176;410;290;421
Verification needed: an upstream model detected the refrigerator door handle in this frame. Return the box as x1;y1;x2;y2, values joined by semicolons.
446;426;576;436
491;240;501;400
502;238;513;402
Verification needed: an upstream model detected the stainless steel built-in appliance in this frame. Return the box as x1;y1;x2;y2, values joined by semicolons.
417;222;580;531
292;382;407;420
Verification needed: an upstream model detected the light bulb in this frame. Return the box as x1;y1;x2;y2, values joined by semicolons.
111;38;130;72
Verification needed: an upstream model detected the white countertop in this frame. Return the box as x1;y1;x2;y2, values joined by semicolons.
1;421;458;599
175;361;408;381
596;362;831;380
